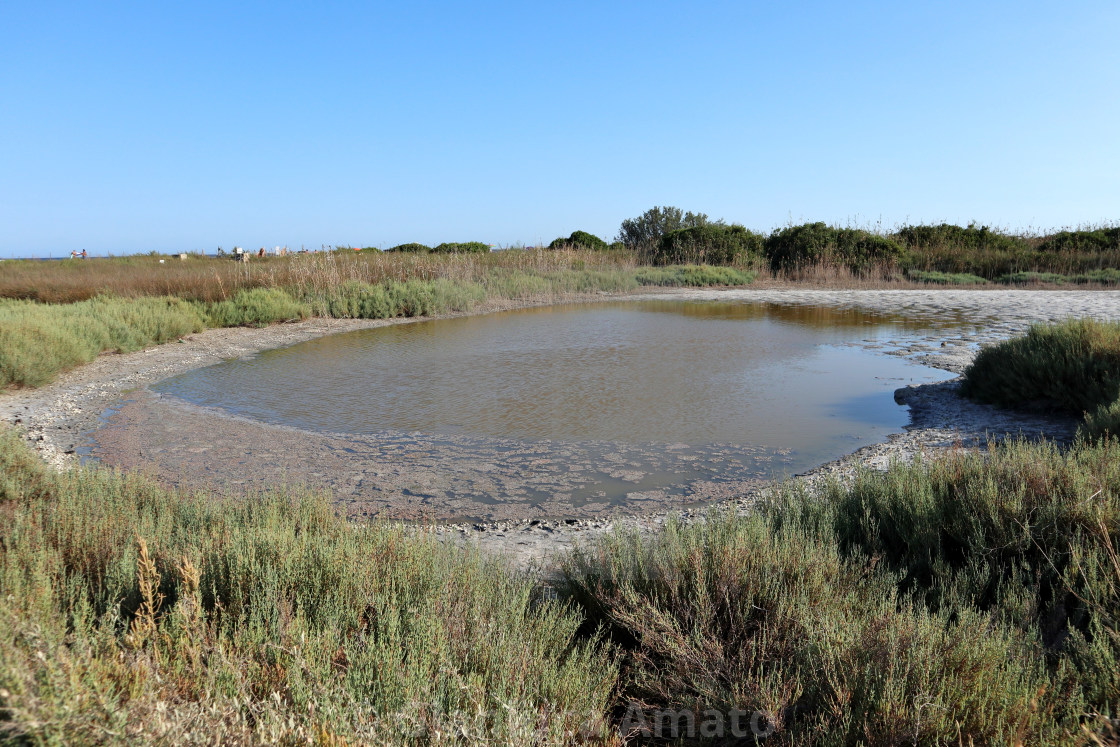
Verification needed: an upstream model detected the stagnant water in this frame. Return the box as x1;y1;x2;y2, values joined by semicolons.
140;301;963;520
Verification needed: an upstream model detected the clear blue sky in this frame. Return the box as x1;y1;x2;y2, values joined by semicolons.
2;1;1117;257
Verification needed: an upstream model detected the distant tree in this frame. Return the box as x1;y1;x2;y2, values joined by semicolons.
432;241;489;254
386;243;432;253
616;206;715;253
548;230;609;251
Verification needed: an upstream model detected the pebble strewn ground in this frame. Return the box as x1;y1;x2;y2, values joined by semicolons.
3;288;1119;568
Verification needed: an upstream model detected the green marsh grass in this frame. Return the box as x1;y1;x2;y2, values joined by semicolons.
0;252;758;390
0;296;205;388
634;265;756;287
0;427;619;745
961;319;1120;414
559;439;1120;744
906;269;989;285
961;319;1120;443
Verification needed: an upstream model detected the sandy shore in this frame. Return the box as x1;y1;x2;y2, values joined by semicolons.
4;288;1120;568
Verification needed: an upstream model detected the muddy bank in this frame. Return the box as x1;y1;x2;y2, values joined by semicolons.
0;295;604;470
3;288;1120;568
92;388;776;522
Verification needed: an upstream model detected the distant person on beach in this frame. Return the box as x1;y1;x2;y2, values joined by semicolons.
258;247;265;258
81;249;87;259
70;250;77;259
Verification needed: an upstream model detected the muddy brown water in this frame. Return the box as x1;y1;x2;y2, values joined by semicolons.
111;300;967;522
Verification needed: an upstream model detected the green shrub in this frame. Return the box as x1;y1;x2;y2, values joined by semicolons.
765;222;904;272
315;279;484;319
0;428;618;743
427;277;487;313
999;271;1071;285
384;242;432;253
907;270;988;284
203;287;310;327
652;224;765;266
1084;400;1120;442
998;270;1120;285
1077;268;1120;284
548;230;609;251
895;222;1029;254
1037;226;1120;253
634;265;755;286
0;296;205;388
960;318;1120;414
487;270;554;299
560;438;1120;743
779;440;1120;716
317;280;393;318
431;242;489;254
561;505;1073;743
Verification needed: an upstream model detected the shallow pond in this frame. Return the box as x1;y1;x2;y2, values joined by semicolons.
135;300;963;520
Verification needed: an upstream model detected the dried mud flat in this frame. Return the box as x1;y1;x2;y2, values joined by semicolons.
4;288;1120;569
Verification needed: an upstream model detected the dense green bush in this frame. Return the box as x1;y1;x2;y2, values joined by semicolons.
1078;268;1120;284
316;280;397;318
765;222;904;272
895;222;1029;254
789;440;1120;717
893;223;1051;278
548;230;609;251
1084;400;1120;441
560;438;1120;744
384;242;432;253
0;296;205;388
1037;226;1120;253
960;318;1120;414
203;287;310;328
652;224;765;266
431;241;490;254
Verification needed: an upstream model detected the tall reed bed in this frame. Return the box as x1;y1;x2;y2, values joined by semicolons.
0;428;619;745
0;249;641;305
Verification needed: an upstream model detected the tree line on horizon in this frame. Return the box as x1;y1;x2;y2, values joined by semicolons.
549;207;1120;280
365;206;1120;280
